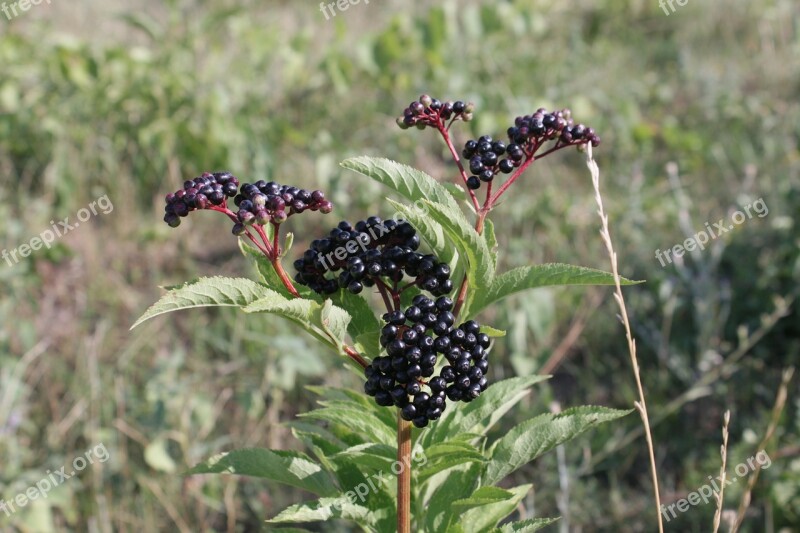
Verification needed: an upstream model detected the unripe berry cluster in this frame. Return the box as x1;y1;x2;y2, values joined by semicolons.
164;172;239;227
364;295;491;428
462;108;601;190
396;94;474;130
231;182;332;235
294;217;454;297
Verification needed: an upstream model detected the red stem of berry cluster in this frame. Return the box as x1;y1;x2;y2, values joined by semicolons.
211;205;369;368
435;126;585;317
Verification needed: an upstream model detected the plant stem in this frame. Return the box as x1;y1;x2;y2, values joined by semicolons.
586;145;664;533
436;121;480;212
397;412;412;533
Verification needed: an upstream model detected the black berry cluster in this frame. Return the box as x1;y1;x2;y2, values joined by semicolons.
462;108;601;190
164;172;239;228
230;182;332;236
294;217;454;297
396;94;474;130
364;295;491;428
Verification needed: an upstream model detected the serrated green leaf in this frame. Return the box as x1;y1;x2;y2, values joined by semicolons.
239;240;312;298
282;231;294;257
331;443;396;473
243;294;318;322
483;217;499;268
341;156;460;213
426;376;550;447
442;182;468;202
458;485;532;532
417;199;494;314
484;406;633;485
268;497;373;524
330;292;381;356
452;486;515;511
424;463;480;532
299;405;395;446
186;448;338;497
493;518;560;532
131;276;270;329
319;299;351;350
417;441;487;483
480;325;506;338
242;294;353;353
387;198;459;273
306;386;397;431
475;263;642;314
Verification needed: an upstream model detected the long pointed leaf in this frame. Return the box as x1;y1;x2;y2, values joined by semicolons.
131;276;271;329
484;406;632;485
186;448;338;497
475;263;642;314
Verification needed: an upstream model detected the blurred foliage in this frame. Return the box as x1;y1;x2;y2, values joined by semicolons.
0;0;798;531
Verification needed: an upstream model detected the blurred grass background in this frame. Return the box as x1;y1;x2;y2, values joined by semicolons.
0;0;798;531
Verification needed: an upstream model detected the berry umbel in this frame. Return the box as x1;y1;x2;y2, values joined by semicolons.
396;95;474;130
164;172;332;236
364;295;491;428
294;216;454;297
461;108;600;191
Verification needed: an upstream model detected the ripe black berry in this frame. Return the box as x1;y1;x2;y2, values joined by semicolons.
295;216;455;297
364;301;492;421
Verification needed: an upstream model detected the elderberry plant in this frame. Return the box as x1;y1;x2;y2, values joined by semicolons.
133;95;636;532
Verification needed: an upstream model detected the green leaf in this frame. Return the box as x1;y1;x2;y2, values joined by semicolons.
239;240;316;299
483;217;499;268
131;276;270;329
416;199;494;313
427;376;550;446
386;198;459;273
331;443;396;474
442;182;468;202
330;291;381;356
456;485;532;532
341;156;460;213
417;441;487;483
424;463;480;532
268;497;373;525
305;387;397;431
242;294;352;352
494;518;560;532
452;486;516;512
484;406;633;485
243;294;318;325
282;231;295;258
186;448;338;497
475;263;643;314
480;325;506;338
319;299;351;351
299;405;395;446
